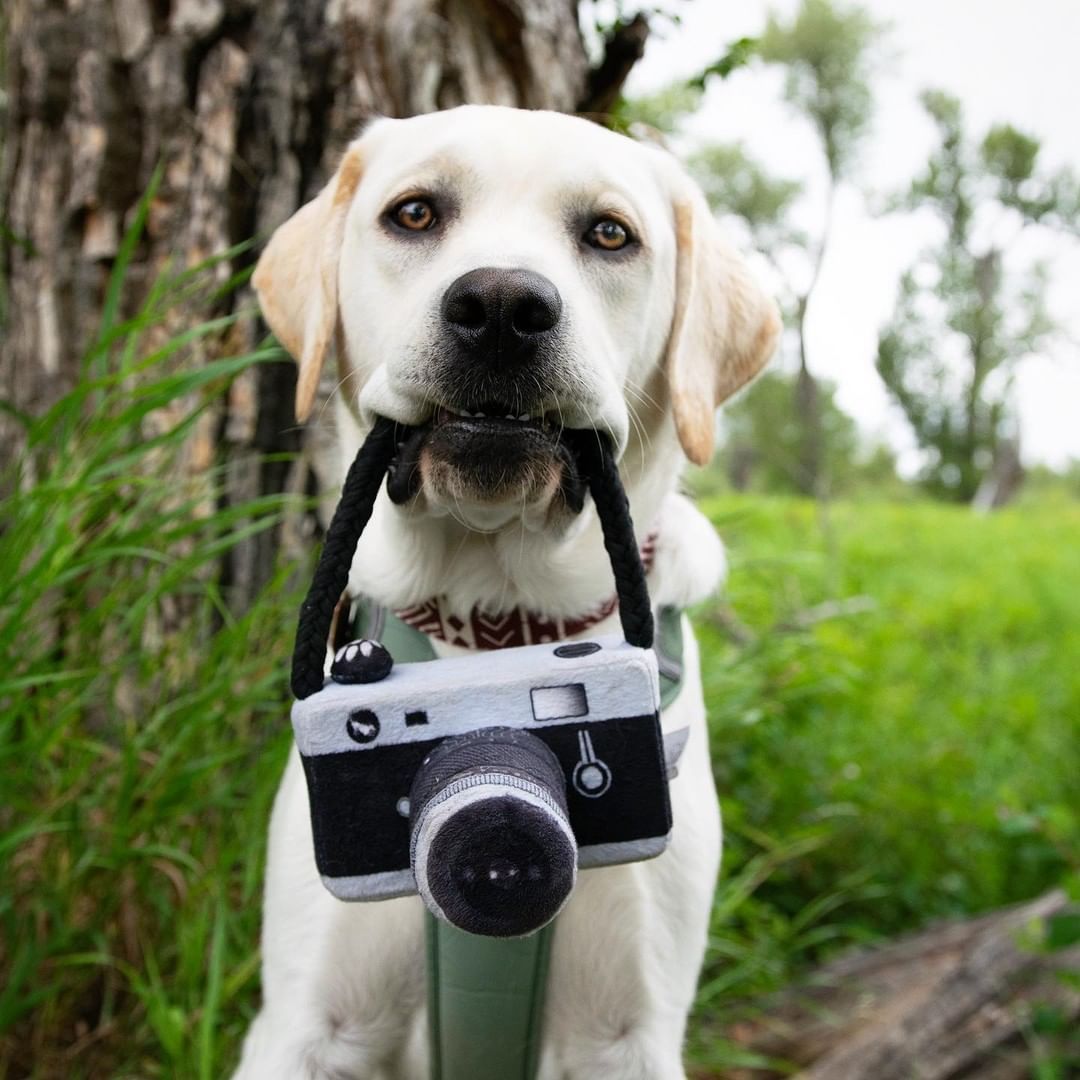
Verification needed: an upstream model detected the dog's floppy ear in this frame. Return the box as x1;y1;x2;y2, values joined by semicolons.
253;146;365;423
664;182;782;465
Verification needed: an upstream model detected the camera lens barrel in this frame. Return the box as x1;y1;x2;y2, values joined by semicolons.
409;728;577;938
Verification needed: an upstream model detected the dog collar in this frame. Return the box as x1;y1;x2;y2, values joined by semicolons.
392;531;659;650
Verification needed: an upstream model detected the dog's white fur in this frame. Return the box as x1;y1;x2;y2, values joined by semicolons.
236;106;779;1079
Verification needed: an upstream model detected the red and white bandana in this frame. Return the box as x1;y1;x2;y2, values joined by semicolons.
394;531;658;650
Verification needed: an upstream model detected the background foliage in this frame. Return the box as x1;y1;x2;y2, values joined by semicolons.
689;493;1080;1073
2;0;1078;1076
625;0;1079;508
4;332;1077;1074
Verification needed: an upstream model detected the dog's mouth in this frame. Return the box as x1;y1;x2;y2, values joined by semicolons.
386;400;587;524
430;402;557;432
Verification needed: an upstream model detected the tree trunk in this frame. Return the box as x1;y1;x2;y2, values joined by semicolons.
727;443;756;492
972;436;1025;511
2;0;634;604
794;342;823;498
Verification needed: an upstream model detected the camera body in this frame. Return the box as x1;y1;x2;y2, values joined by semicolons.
292;635;672;905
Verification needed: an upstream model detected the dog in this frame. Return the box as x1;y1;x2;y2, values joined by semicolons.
235;105;779;1080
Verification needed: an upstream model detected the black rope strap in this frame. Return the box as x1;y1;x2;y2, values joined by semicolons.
291;416;401;699
291;422;654;698
570;432;654;651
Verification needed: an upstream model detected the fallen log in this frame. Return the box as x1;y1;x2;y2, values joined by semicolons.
705;889;1079;1079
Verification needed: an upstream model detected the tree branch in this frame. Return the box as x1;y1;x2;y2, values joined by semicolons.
577;13;649;117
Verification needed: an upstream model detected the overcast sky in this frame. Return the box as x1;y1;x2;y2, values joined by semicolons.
620;0;1080;470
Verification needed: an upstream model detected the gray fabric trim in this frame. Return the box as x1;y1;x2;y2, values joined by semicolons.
322;867;416;901
655;647;683;684
409;772;572;866
663;727;690;779
577;834;670;867
320;829;675;901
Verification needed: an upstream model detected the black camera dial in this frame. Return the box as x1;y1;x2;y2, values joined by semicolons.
345;708;380;744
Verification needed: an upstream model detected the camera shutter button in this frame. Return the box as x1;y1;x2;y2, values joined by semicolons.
332;639;393;684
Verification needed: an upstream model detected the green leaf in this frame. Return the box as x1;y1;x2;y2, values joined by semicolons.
1044;911;1080;952
689;36;759;88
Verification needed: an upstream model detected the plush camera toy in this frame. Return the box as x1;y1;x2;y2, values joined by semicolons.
290;418;671;939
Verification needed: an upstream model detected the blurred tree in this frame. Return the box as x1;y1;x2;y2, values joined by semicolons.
1022;461;1080;503
752;0;884;498
876;90;1074;506
854;441;905;494
690;142;805;254
690;137;894;497
623;2;885;498
718;369;868;495
614;79;704;134
0;0;647;602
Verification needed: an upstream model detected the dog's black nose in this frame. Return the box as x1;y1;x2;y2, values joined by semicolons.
441;268;562;362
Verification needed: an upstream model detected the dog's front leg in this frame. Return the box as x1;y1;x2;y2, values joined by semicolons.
538;625;722;1080
234;750;427;1080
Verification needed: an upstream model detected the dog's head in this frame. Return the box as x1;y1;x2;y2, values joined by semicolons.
254;107;779;531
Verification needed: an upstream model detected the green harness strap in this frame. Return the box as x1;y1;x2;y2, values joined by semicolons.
427;917;553;1080
356;602;685;1080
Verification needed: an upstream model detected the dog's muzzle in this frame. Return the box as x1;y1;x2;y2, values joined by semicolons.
441;266;562;373
428;266;567;430
381;267;591;515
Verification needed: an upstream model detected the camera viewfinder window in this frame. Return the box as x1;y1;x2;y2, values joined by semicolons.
531;683;589;721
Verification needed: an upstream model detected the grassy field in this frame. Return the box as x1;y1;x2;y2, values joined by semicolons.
2;331;1077;1076
688;494;1080;1071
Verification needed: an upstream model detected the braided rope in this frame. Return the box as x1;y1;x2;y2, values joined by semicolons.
573;433;655;650
291;416;400;698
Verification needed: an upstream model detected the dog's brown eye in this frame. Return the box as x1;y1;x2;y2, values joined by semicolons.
393;199;436;231
586;218;630;251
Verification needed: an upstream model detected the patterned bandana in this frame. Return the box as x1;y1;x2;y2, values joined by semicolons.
393;532;658;650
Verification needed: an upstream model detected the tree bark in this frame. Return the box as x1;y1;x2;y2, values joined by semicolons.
1;0;630;603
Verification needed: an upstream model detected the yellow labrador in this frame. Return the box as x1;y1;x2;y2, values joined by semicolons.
237;106;779;1080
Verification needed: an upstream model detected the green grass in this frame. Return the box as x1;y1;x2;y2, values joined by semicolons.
688;494;1080;1071
0;200;303;1077
3;279;1077;1079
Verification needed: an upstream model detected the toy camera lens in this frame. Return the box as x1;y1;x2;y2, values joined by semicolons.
437;802;572;929
408;728;576;937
